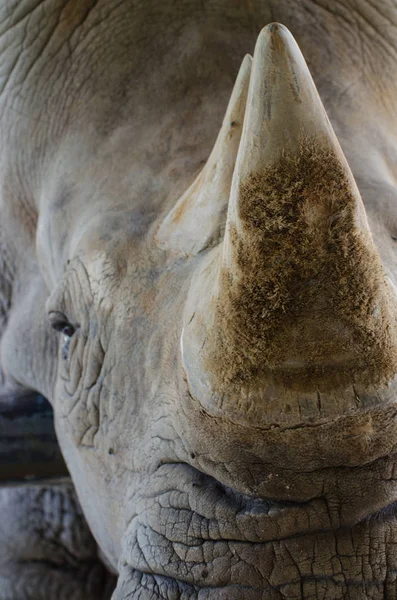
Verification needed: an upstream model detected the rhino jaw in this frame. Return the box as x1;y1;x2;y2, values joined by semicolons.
180;23;397;427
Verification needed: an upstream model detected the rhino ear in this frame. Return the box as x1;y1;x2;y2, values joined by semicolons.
155;55;252;256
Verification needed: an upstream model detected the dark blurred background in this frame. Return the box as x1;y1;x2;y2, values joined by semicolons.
0;394;67;482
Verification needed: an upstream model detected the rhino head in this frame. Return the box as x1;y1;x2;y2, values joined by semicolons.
2;5;397;597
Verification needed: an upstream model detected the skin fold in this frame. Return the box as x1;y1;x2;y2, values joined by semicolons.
0;480;116;599
1;0;397;598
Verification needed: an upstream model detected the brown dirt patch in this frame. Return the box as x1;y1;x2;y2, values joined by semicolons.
204;138;397;393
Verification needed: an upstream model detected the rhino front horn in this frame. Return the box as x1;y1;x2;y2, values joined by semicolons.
181;23;397;427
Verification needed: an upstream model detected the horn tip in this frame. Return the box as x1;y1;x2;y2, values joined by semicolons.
258;22;299;54
261;22;293;38
242;53;253;66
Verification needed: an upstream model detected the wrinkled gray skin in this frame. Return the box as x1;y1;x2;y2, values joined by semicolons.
0;481;116;599
1;0;397;598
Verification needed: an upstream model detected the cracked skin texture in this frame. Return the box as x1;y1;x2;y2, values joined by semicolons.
1;0;397;599
0;481;116;599
110;463;397;599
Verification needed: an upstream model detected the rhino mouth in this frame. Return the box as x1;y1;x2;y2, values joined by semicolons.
112;463;397;598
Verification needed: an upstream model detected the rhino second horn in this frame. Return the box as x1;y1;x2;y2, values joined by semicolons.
181;23;397;427
156;54;252;255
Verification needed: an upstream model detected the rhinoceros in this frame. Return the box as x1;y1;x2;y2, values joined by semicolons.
1;0;397;598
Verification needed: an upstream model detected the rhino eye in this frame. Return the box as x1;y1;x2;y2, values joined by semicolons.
48;312;77;361
61;323;75;337
48;312;76;337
